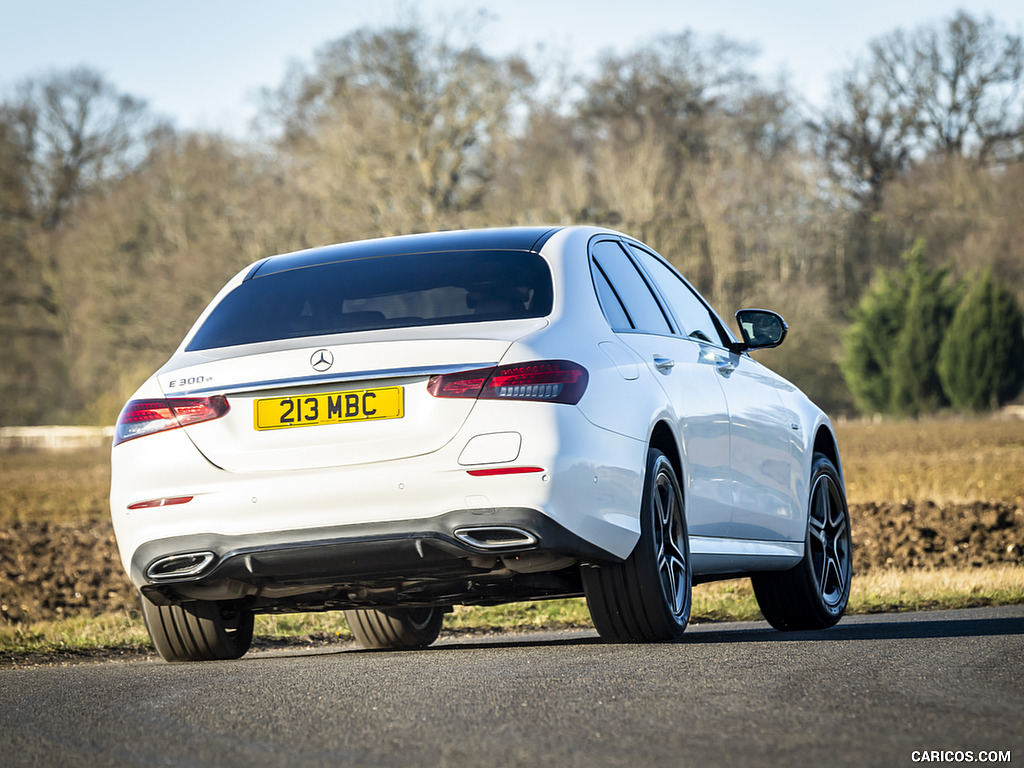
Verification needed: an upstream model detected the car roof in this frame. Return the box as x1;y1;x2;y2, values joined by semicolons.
247;226;564;280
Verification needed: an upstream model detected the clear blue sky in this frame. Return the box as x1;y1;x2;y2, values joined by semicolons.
3;0;1023;136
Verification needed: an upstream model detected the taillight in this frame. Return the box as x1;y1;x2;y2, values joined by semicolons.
114;396;230;445
427;360;588;405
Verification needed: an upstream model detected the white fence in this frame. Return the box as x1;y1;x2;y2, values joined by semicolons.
0;426;114;452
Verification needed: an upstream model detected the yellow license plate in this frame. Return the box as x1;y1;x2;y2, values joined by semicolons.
254;387;404;430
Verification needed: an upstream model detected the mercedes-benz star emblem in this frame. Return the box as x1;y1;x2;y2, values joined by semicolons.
310;349;334;372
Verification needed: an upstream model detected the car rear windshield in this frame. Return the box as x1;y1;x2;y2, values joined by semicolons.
185;250;554;351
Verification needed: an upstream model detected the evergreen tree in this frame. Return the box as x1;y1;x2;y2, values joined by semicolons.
841;239;960;415
888;252;959;415
938;269;1024;411
841;270;906;413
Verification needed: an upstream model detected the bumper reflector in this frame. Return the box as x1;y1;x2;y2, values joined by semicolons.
466;466;544;477
127;496;195;510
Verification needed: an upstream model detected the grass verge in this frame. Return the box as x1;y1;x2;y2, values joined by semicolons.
3;566;1021;664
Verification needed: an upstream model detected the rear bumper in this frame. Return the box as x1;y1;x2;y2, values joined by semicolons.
134;507;619;608
112;406;647;580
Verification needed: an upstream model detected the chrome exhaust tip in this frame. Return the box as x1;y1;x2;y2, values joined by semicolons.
146;552;216;581
453;526;538;550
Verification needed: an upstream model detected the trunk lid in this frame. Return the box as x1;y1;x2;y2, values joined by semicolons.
158;322;542;472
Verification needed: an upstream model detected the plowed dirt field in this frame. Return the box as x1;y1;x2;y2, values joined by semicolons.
2;501;1022;625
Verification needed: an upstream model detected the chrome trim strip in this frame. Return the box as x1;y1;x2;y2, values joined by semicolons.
688;536;803;577
170;362;497;397
688;536;803;558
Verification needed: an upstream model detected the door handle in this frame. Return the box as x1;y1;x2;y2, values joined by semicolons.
698;346;736;376
653;356;675;373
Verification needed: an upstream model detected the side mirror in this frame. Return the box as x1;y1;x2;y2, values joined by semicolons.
731;309;788;352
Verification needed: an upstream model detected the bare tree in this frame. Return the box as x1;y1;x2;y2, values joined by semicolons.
894;10;1024;162
264;22;534;230
579;31;759;163
817;63;919;210
4;67;167;230
0;120;62;424
817;10;1024;209
0;68;166;423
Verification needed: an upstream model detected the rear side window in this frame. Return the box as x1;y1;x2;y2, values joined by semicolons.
186;250;553;351
590;240;672;335
592;263;632;331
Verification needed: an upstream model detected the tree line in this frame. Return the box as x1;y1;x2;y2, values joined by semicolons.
2;10;1023;425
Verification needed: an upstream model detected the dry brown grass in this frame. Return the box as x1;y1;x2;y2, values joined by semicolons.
835;415;1024;505
0;445;111;525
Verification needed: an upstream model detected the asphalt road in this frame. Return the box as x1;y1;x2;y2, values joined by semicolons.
1;605;1021;768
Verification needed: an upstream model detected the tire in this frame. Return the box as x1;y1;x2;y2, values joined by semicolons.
752;453;853;631
343;607;445;650
140;594;254;662
582;447;691;642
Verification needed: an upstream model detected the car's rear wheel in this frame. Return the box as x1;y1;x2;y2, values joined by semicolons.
752;453;852;630
582;447;691;642
343;607;445;650
140;594;254;662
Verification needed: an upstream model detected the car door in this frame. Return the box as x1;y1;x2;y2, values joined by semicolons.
589;238;733;538
624;243;801;542
714;351;804;541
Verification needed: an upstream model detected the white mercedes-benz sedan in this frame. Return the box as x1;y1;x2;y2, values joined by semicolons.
110;226;852;661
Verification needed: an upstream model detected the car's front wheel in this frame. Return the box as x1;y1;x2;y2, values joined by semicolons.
752;453;852;630
343;607;445;650
582;447;691;642
140;594;254;662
